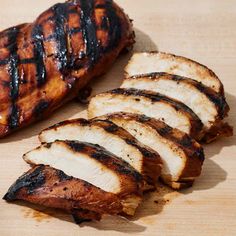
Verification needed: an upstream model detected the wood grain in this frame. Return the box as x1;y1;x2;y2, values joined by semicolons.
0;0;235;235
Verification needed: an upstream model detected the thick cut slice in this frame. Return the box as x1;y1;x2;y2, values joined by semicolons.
121;73;232;142
23;141;143;216
125;52;224;94
3;165;125;223
98;113;205;189
39;119;162;186
88;88;203;139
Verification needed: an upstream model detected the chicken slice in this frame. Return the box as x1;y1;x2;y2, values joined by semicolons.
98;112;205;189
125;52;224;94
23;141;143;216
121;73;232;142
88;88;203;139
3;165;125;223
39;119;162;187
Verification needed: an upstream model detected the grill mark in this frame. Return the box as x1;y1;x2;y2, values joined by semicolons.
7;27;21;129
31;24;47;86
3;165;45;201
111;88;201;120
33;100;50;118
20;58;36;64
52;3;69;71
103;0;122;50
68;27;81;35
0;59;9;66
79;0;100;66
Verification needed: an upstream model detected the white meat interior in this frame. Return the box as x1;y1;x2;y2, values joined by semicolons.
122;77;217;128
23;142;121;194
125;52;221;93
88;94;191;134
39;124;143;173
109;119;185;181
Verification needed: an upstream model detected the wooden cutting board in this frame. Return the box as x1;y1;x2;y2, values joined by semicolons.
0;0;235;235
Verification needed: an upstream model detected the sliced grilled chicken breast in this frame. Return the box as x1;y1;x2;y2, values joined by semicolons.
39;119;162;186
121;73;232;142
3;165;124;223
125;52;224;94
98;113;205;189
88;88;203;139
23;140;143;216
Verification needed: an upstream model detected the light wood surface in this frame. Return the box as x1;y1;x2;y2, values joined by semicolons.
0;0;236;235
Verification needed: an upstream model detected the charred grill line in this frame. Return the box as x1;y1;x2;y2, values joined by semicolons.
7;27;21;129
103;0;122;50
31;24;47;86
19;58;36;64
68;27;81;35
52;3;69;71
79;0;100;66
0;59;9;66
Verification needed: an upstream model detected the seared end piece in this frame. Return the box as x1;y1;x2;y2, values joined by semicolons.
0;0;135;138
23;140;143;216
88;88;203;139
124;52;224;95
201;122;233;143
39;119;162;187
98;112;205;189
3;165;124;222
121;72;232;142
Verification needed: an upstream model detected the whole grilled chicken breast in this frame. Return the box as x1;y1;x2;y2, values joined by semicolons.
39;119;162;187
121;73;232;142
98;112;205;189
0;0;134;138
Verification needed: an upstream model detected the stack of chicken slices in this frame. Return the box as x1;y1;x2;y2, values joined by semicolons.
4;52;232;224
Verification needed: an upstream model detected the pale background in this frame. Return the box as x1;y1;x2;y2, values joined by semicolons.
0;0;235;235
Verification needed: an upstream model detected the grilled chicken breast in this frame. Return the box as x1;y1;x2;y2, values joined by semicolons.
39;119;162;186
3;165;125;223
98;113;205;189
125;52;223;94
121;73;232;142
88;88;203;139
0;0;134;138
23;140;143;216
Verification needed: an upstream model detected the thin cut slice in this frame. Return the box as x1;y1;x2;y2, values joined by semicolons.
88;88;203;139
23;141;143;216
125;52;224;94
98;112;205;189
39;119;162;186
3;165;124;223
121;73;232;142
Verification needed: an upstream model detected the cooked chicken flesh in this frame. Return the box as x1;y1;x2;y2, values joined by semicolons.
39;119;162;186
0;0;134;138
98;112;205;189
121;73;232;142
125;52;223;94
23;140;143;216
88;88;203;139
3;165;125;223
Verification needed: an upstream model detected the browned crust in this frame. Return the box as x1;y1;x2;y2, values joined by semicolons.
24;140;144;200
0;0;135;138
106;88;203;139
3;165;123;222
40;119;162;185
99;112;204;189
125;51;224;95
